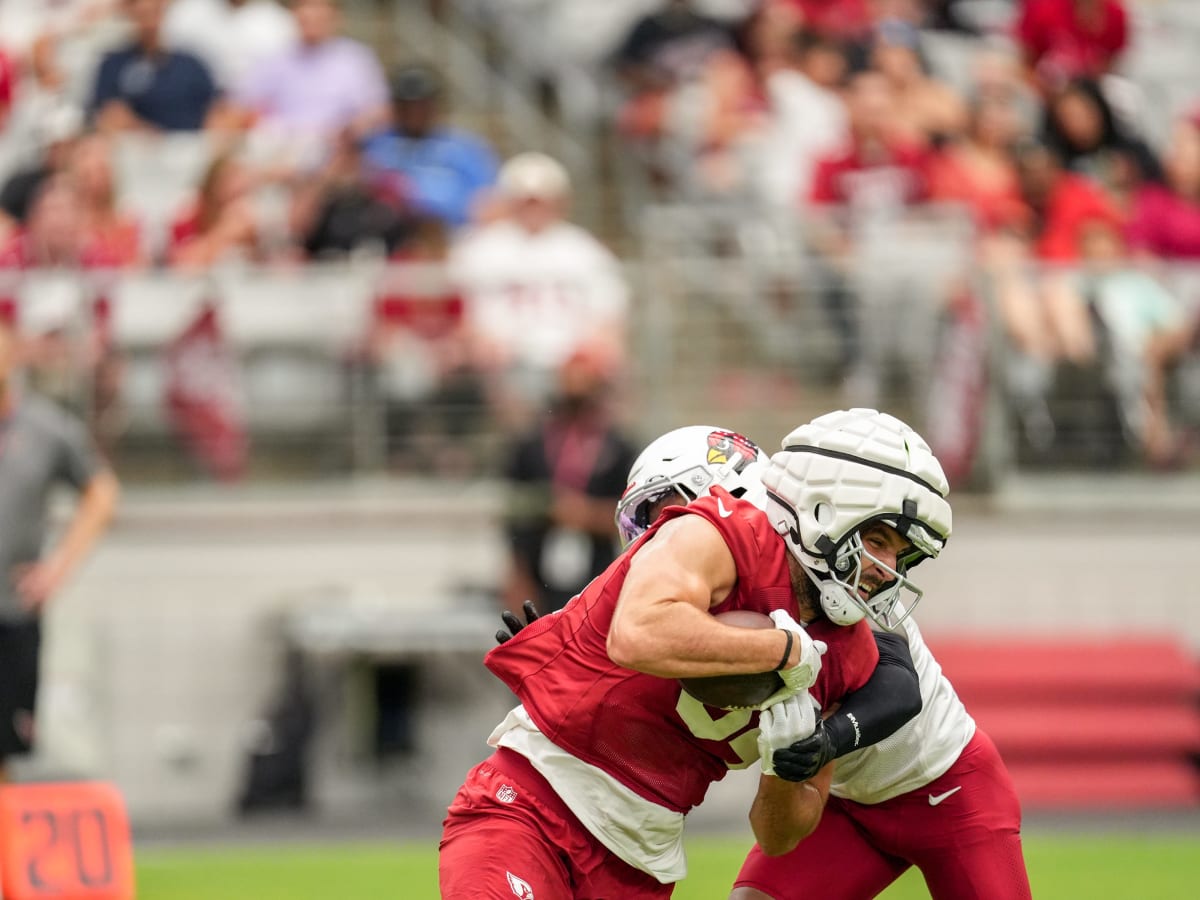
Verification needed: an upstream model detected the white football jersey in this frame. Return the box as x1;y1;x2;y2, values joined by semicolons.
829;609;975;804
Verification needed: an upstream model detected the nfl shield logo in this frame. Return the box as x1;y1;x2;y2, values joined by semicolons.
496;784;518;804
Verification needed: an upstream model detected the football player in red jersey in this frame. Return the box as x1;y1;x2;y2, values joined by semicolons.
439;410;952;899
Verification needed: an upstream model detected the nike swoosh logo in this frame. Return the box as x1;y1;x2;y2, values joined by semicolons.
717;497;733;518
928;786;962;806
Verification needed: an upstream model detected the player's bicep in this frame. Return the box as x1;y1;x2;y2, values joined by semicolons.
609;516;737;665
618;515;736;614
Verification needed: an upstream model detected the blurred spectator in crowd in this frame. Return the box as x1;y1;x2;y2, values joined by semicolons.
773;0;874;45
613;0;733;94
668;40;769;200
1041;77;1161;209
970;45;1043;139
809;69;961;406
1015;0;1128;92
927;91;1028;233
0;0;119;59
987;141;1121;445
0;106;83;232
88;0;223;133
0;173;138;451
1012;137;1123;264
289;129;413;260
164;0;298;91
808;69;928;214
1076;216;1196;468
70;133;142;267
361;64;500;231
0;175;132;270
1127;110;1200;261
0;321;119;785
755;27;849;207
0;45;15;132
0;28;81;179
369;221;486;476
168;151;266;268
449;152;629;426
233;0;389;169
868;17;966;147
611;0;734;140
501;345;636;614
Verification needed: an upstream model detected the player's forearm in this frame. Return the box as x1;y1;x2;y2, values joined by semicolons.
608;594;789;678
749;766;831;856
48;471;119;577
609;515;791;677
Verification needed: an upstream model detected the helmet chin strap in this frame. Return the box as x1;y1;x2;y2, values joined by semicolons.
796;557;866;626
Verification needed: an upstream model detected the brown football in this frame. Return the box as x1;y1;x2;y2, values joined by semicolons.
678;610;784;709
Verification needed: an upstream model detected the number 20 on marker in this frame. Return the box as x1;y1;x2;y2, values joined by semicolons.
0;782;135;899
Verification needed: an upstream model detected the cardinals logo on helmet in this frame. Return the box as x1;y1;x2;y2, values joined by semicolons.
706;430;759;469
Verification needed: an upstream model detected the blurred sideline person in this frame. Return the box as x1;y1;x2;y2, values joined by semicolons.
0;323;120;783
502;346;637;615
439;409;952;898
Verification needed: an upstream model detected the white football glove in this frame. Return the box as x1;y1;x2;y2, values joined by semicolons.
757;691;821;776
751;611;827;711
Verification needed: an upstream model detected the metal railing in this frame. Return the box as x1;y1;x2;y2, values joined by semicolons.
5;246;1197;485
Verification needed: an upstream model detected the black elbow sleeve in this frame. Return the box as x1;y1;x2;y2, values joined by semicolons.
822;631;922;757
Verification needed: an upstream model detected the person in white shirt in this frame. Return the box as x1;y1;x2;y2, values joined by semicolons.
754;28;850;209
449;152;629;425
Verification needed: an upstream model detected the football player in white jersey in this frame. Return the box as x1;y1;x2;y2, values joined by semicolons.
573;415;1031;900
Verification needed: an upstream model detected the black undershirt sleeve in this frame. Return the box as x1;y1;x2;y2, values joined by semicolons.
822;631;922;757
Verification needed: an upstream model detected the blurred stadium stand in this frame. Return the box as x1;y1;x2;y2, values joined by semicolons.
932;638;1200;809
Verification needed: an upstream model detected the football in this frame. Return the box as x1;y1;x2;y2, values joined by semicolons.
678;610;785;709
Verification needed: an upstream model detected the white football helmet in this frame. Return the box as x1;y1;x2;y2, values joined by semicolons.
615;426;767;546
762;409;952;630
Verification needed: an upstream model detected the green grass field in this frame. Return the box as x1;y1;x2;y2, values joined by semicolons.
134;832;1200;899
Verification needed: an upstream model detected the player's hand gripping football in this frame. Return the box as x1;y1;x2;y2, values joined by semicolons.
770;715;838;782
754;609;827;709
495;599;541;645
757;691;821;777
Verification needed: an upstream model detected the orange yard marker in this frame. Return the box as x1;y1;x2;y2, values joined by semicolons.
0;782;135;899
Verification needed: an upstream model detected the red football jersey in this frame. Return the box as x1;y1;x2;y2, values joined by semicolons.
484;487;879;814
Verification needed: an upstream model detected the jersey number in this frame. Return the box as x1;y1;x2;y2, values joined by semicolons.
675;694;759;770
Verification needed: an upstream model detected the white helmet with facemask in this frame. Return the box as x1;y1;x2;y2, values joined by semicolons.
615;426;767;547
762;409;952;630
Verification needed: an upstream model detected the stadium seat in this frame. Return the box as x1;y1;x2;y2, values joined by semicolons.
211;265;377;438
928;636;1200;809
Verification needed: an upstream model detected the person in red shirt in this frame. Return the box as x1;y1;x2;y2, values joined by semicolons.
1015;0;1128;91
168;152;265;269
69;134;143;268
440;409;953;899
0;174;135;452
809;70;929;213
773;0;874;45
0;47;15;133
927;92;1028;234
